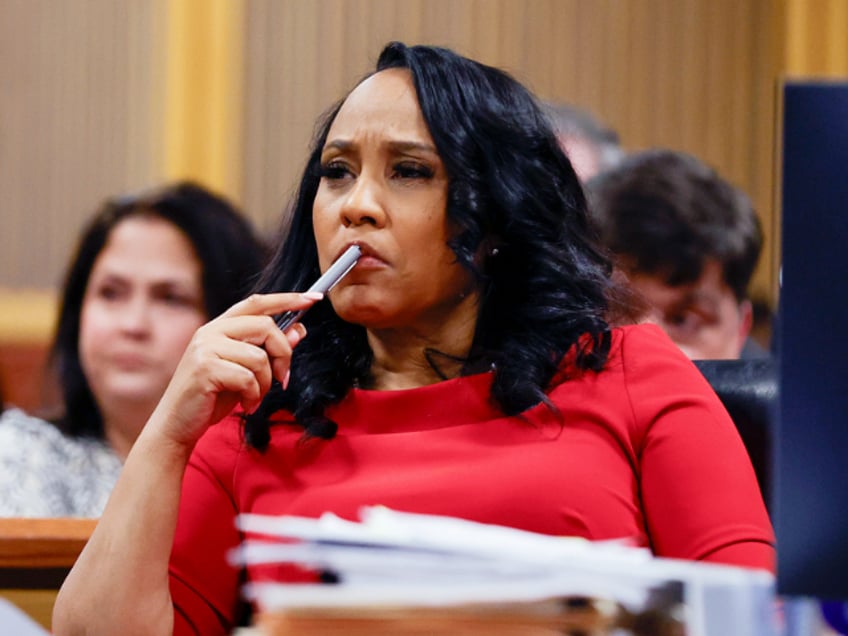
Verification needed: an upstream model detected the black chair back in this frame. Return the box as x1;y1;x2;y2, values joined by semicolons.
693;358;775;509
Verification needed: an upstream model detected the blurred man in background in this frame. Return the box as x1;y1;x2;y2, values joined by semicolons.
587;149;765;360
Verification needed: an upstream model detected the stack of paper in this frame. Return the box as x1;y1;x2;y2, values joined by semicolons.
230;506;776;636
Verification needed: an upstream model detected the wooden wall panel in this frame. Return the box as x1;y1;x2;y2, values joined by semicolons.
4;0;832;311
0;0;165;290
163;0;245;198
786;0;848;75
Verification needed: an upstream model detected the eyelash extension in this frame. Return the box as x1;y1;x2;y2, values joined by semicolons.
395;163;434;179
318;162;349;179
317;160;435;181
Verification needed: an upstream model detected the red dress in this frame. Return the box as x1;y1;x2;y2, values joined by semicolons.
169;323;775;634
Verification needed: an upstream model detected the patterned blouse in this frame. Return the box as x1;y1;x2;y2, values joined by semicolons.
0;408;122;517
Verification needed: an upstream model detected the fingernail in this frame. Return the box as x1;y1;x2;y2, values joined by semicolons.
302;291;324;301
287;326;304;347
282;369;291;390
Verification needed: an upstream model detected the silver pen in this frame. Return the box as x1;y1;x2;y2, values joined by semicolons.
276;244;362;331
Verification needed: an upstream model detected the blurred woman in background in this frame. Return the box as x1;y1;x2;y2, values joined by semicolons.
0;182;266;517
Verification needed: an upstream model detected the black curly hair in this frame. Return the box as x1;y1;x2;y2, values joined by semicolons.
244;42;613;448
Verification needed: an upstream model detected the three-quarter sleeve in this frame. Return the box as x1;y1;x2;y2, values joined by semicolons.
169;417;245;635
620;325;775;571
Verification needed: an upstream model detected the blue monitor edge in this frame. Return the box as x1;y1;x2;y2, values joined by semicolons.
774;80;848;601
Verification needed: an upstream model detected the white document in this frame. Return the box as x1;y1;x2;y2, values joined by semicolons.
233;506;777;636
0;598;49;636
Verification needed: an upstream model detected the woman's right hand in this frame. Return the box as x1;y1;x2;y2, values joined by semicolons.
54;292;321;636
145;292;322;454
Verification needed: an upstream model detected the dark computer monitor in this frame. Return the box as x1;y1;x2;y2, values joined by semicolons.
775;81;848;600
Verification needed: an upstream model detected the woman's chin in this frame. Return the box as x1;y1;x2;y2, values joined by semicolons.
334;305;400;330
332;292;390;325
95;381;167;410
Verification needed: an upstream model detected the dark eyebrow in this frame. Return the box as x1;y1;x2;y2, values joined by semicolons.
323;139;353;153
322;139;438;155
151;279;199;291
91;273;128;286
387;140;438;155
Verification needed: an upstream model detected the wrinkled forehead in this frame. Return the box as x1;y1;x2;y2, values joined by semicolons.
327;68;431;143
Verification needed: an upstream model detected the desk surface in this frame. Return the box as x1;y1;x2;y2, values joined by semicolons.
0;517;95;630
251;600;651;636
0;518;96;569
0;517;96;589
